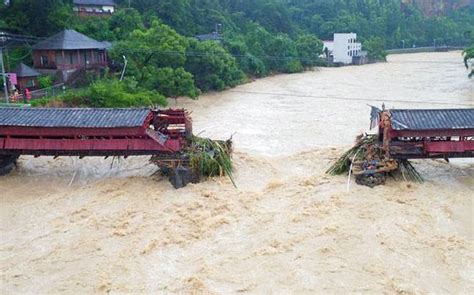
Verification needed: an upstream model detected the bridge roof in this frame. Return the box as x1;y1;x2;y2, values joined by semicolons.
389;108;474;131
0;107;150;128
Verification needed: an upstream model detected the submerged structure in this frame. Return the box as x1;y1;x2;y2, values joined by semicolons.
0;107;233;188
328;106;474;187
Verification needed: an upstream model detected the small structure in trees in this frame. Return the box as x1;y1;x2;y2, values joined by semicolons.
73;0;117;17
13;63;41;90
195;24;223;43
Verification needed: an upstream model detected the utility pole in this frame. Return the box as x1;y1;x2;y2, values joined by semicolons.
120;55;128;81
0;48;9;104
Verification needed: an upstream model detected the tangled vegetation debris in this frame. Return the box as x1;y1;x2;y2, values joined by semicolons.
151;136;235;189
327;134;424;186
326;134;378;176
188;136;235;186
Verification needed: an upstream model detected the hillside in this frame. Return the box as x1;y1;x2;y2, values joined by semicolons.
402;0;472;16
0;0;473;105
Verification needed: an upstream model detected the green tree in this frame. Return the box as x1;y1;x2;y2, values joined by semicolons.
463;47;474;78
73;17;115;41
364;37;387;62
0;0;72;36
243;23;302;73
266;34;302;73
185;39;244;91
108;8;144;40
110;20;189;82
146;67;200;98
295;34;324;67
224;36;266;77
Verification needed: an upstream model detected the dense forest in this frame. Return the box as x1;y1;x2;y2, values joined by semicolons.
1;0;473;106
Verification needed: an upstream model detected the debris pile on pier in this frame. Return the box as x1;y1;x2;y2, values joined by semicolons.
151;136;234;188
327;134;423;187
326;134;378;176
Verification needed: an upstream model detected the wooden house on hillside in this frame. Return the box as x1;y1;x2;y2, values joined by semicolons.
32;29;109;71
32;29;110;83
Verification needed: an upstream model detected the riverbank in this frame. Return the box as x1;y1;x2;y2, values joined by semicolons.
1;52;473;293
386;46;465;55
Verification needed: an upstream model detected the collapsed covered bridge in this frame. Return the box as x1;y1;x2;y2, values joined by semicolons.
378;108;474;159
0;107;191;157
328;107;473;188
0;107;196;186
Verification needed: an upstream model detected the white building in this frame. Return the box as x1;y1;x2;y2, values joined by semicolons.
323;33;362;65
73;0;116;16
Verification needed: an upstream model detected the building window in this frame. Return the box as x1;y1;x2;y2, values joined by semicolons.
71;52;78;64
56;52;63;65
83;51;92;65
40;56;48;67
98;52;103;63
25;78;35;87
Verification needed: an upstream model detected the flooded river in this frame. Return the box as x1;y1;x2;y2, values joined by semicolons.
1;52;473;293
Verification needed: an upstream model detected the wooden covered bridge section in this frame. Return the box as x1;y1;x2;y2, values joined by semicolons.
0;107;192;158
378;108;474;159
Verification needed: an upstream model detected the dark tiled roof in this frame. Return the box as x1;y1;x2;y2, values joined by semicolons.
101;41;113;49
389;109;474;130
73;0;116;6
0;108;150;128
14;63;41;77
32;30;108;50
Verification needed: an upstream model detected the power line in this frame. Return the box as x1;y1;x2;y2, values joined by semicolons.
228;90;474;107
6;49;32;61
110;48;471;65
389;61;464;65
1;32;468;65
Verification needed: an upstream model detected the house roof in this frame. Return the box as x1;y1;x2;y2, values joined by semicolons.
32;30;108;50
0;108;151;128
14;63;41;78
73;0;117;6
101;41;113;49
389;109;474;130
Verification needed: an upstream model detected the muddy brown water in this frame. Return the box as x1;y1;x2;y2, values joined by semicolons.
1;52;473;293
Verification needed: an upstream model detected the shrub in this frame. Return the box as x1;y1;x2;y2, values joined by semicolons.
32;79;167;108
38;75;54;89
145;67;200;99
